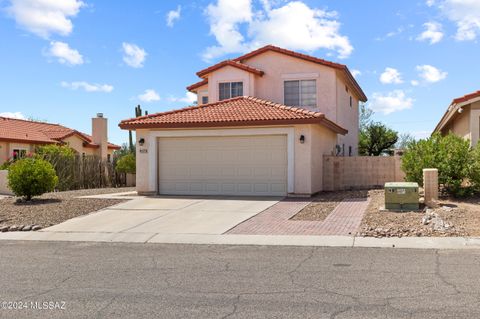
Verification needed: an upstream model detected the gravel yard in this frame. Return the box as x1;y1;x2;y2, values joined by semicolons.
291;190;369;221
359;190;480;237
0;187;134;230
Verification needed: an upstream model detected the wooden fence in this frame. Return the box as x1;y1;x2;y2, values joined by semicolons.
323;156;405;191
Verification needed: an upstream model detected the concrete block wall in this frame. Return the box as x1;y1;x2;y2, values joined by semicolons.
323;156;406;191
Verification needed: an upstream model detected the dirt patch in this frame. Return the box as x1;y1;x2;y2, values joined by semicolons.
0;187;133;229
291;190;369;221
359;190;480;237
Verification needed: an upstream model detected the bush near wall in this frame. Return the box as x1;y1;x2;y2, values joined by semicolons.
8;158;58;200
402;133;480;197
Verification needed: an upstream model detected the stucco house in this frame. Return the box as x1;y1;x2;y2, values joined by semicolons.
119;45;367;197
434;90;480;146
0;114;120;165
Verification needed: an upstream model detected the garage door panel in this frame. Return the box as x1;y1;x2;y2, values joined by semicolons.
158;135;288;196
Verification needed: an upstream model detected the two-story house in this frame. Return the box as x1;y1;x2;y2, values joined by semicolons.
120;45;367;197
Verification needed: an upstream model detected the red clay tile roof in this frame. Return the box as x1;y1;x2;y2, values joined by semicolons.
452;90;480;104
186;78;208;92
196;60;264;78
434;89;480;132
0;117;120;149
233;45;367;102
119;96;347;134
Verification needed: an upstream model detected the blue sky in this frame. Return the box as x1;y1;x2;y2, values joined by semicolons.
0;0;479;145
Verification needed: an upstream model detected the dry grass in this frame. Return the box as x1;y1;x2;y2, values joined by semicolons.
0;187;133;228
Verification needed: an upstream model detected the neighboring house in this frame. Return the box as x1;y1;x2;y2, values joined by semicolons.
0;113;120;165
120;45;367;197
434;90;480;147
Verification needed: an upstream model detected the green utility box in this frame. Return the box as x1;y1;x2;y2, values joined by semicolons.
384;182;419;211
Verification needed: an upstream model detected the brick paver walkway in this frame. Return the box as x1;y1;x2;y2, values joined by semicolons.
227;197;370;236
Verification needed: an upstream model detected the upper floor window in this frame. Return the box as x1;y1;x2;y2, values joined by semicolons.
219;82;243;101
284;80;317;108
201;96;209;104
350;96;352;107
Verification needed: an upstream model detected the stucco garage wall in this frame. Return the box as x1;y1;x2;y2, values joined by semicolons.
134;125;339;196
310;124;337;193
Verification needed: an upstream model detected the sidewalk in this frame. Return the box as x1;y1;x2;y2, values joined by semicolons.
2;230;480;249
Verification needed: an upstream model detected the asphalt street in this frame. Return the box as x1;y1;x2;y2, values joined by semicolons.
1;241;480;318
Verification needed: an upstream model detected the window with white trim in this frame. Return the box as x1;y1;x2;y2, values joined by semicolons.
218;82;243;101
284;80;317;108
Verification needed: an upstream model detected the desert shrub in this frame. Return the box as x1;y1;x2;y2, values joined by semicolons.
35;144;75;159
7;158;58;200
402;133;478;197
115;153;136;174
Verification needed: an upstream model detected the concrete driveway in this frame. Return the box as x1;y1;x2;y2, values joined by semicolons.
42;196;280;240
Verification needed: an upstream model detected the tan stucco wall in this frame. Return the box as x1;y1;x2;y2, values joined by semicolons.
0;142;8;165
310;124;337;193
134;124;338;196
442;107;471;140
196;84;209;105
335;76;359;156
241;50;338;120
207;66;255;103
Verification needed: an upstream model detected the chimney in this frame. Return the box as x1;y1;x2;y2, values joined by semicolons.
92;113;108;160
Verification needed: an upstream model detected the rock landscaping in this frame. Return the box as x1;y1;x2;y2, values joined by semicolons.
359;189;480;237
0;187;133;231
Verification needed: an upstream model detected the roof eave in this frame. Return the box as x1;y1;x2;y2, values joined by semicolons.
119;118;347;134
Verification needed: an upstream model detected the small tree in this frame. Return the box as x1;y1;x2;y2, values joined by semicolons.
35;144;75;159
359;103;374;131
402;133;477;197
359;122;398;156
8;158;58;200
115;153;136;174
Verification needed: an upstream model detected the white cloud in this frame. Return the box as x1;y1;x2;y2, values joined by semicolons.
203;0;353;61
138;89;160;102
369;90;414;115
433;0;480;41
0;112;26;119
379;67;403;84
168;92;197;104
416;65;447;83
411;80;420;86
47;41;83;65
122;42;147;68
61;81;113;93
166;5;181;27
417;22;444;44
7;0;84;38
412;130;431;140
351;69;361;78
426;0;436;7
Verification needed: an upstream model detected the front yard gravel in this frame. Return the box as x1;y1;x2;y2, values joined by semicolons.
0;187;134;229
359;190;480;237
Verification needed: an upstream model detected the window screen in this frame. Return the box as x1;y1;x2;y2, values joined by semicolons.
284;80;317;108
218;82;243;101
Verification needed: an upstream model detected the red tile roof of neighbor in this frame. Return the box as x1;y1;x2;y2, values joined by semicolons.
434;89;480;133
452;90;480;104
0;117;121;149
187;45;367;102
119;96;348;134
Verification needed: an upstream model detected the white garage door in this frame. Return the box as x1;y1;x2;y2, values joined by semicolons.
157;135;288;196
